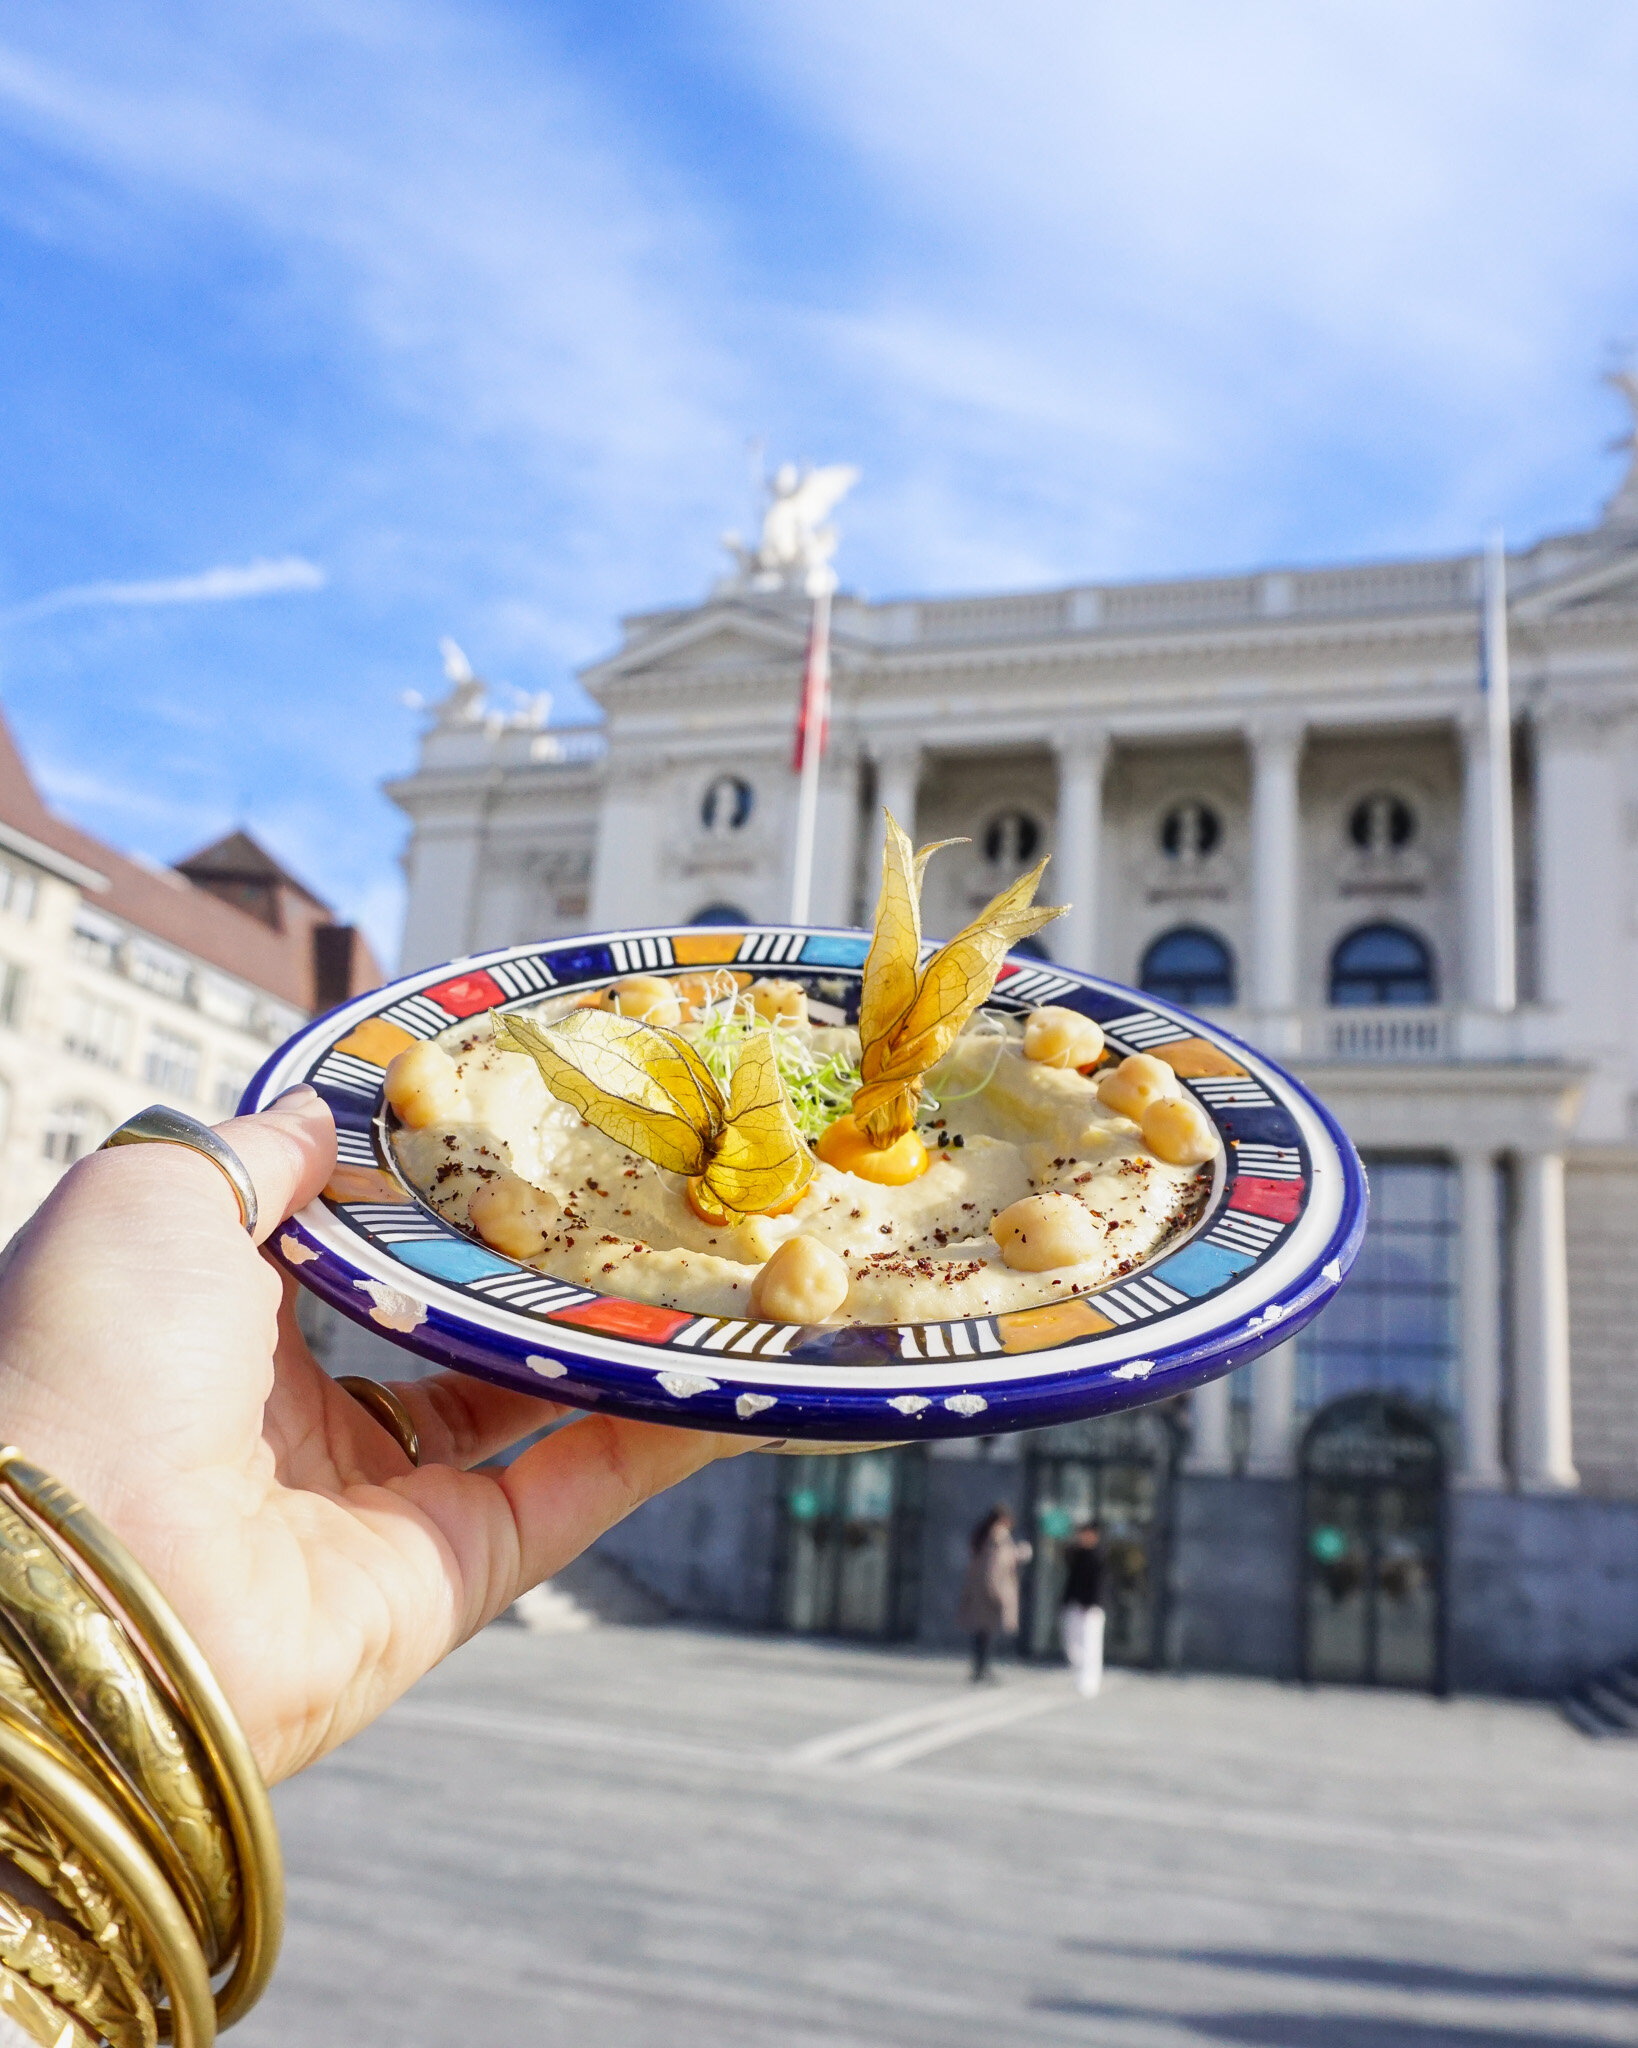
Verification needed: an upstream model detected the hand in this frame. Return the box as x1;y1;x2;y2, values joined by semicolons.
0;1087;742;1783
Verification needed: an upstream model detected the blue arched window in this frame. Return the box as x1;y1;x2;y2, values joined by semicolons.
688;902;751;926
1140;927;1236;1007
1329;924;1436;1007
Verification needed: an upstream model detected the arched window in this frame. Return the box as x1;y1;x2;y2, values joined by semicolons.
1348;792;1416;853
1159;800;1222;862
982;810;1041;867
1140;927;1236;1007
688;902;751;927
1330;924;1436;1007
700;775;753;834
42;1099;110;1166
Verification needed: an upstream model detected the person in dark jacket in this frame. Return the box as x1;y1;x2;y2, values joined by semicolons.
1060;1521;1105;1696
957;1505;1032;1680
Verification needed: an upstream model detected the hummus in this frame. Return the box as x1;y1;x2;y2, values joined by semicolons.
390;997;1211;1325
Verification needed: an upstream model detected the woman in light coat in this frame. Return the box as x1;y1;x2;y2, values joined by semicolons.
958;1505;1032;1680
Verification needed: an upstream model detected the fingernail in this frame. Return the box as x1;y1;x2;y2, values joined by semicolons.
271;1084;319;1108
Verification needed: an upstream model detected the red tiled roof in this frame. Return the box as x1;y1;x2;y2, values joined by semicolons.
0;708;383;1011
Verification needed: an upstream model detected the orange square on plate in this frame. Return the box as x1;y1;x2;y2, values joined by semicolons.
1152;1037;1246;1079
672;932;746;965
325;1166;410;1205
333;1018;417;1066
997;1298;1115;1353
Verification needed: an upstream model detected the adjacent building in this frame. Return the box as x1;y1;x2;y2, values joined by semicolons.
386;416;1638;1694
0;711;380;1244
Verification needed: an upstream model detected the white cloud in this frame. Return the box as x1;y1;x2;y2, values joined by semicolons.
4;556;326;623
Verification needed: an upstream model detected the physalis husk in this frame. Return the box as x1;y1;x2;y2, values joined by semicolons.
851;811;1065;1145
493;1007;815;1217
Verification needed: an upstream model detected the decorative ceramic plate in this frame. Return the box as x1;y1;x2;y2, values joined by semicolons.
249;927;1366;1442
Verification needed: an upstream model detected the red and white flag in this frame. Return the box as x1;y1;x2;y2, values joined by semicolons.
791;596;832;773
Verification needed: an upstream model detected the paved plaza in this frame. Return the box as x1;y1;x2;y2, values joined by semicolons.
236;1615;1638;2048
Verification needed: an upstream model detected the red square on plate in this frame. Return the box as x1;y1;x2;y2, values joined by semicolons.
424;969;508;1018
547;1298;696;1344
1228;1176;1305;1224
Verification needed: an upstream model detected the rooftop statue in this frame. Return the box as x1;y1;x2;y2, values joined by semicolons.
721;461;860;597
1605;367;1638;527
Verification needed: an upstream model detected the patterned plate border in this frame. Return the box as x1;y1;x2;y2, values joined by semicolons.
247;926;1367;1440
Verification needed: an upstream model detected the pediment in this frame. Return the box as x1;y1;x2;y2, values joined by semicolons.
584;602;810;692
1513;540;1638;621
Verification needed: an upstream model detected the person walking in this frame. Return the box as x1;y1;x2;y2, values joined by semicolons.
958;1504;1031;1681
1060;1521;1106;1696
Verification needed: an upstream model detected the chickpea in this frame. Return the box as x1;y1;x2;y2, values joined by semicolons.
749;1233;850;1325
383;1040;464;1130
1097;1052;1182;1122
1141;1095;1219;1167
469;1172;561;1258
673;969;744;1019
1023;1006;1105;1070
749;979;808;1026
991;1192;1103;1272
605;975;683;1026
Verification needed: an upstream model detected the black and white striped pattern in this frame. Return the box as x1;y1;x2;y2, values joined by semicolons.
671;1318;803;1358
333;1127;379;1168
1204;1210;1286;1259
381;993;458;1038
1103;1009;1192;1050
895;1320;1004;1362
608;935;676;973
993;966;1079;1008
1190;1075;1275;1109
467;1272;597;1316
1093;1274;1190;1325
735;930;806;965
311;1051;389;1100
487;954;556;999
340;1203;446;1243
1233;1143;1303;1180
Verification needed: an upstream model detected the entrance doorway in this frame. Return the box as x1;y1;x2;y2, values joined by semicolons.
777;1448;926;1640
1301;1393;1445;1690
1022;1410;1179;1667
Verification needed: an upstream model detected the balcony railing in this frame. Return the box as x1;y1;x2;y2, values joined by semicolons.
1313;1008;1449;1060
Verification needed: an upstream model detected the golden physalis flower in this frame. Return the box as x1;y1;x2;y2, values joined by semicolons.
850;812;1065;1146
493;1007;815;1217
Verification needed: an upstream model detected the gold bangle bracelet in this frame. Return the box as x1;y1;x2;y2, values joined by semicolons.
0;1708;212;2048
0;1886;154;2048
0;1499;233;1967
0;1960;102;2048
0;1455;282;2033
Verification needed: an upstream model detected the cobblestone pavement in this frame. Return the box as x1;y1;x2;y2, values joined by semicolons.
236;1623;1638;2048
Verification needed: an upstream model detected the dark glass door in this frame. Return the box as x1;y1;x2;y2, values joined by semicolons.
779;1449;925;1640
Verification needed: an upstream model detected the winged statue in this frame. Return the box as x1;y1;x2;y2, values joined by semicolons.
1605;366;1638;527
721;461;861;595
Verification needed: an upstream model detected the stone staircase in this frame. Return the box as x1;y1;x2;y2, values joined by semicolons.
509;1549;672;1633
1561;1661;1638;1737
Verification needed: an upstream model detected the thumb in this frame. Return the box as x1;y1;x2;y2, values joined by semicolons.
216;1086;338;1241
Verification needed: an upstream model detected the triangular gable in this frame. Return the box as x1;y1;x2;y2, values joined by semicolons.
582;601;812;691
1512;539;1638;621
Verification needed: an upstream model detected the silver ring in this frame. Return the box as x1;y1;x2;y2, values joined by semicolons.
100;1105;260;1237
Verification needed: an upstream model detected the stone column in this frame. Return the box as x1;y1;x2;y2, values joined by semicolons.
1249;718;1304;1031
1456;1149;1505;1488
1245;1338;1298;1477
1513;1148;1577;1492
865;745;921;920
1185;1373;1234;1475
1051;731;1108;970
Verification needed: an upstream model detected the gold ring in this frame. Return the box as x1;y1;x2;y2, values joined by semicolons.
0;1454;283;2032
337;1379;422;1467
99;1108;259;1238
0;1704;214;2048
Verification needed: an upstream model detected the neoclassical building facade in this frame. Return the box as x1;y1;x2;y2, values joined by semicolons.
387;464;1638;1693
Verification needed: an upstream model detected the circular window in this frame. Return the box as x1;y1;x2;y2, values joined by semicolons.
701;775;754;834
1348;792;1416;853
982;811;1041;867
1159;800;1222;861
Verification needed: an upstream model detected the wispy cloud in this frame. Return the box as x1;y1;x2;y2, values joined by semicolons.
3;555;326;624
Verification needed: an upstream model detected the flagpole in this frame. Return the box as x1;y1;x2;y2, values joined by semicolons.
1481;530;1517;1012
789;575;833;925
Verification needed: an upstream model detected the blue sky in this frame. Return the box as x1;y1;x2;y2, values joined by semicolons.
1;3;1636;964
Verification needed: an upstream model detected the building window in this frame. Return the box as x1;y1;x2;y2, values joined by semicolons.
1160;800;1222;861
0;1075;11;1145
1348;792;1417;853
0;860;37;922
213;1068;252;1117
1140;926;1236;1007
0;961;24;1029
127;942;192;1002
70;917;122;973
143;1027;202;1100
1330;923;1436;1006
63;992;130;1070
701;775;753;833
1297;1157;1458;1416
689;902;751;926
42;1100;110;1166
982;811;1041;867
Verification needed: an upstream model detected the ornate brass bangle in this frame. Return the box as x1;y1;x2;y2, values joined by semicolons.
336;1378;422;1467
0;1710;212;2048
0;1887;154;2048
0;1455;282;2033
0;1959;103;2047
0;1500;234;1967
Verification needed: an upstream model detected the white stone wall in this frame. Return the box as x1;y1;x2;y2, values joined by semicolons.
1565;1154;1638;1498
